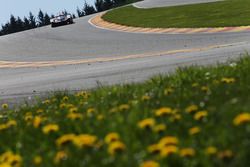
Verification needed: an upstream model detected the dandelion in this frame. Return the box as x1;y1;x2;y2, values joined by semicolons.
105;133;120;144
192;83;199;87
42;99;50;105
179;148;195;157
54;151;67;164
87;108;95;115
147;144;161;154
97;114;104;121
66;113;83;120
189;126;201;135
140;160;160;167
33;156;42;165
160;145;178;157
42;124;59;134
59;103;67;109
155;107;172;117
108;141;126;155
153;124;166;133
0;151;22;167
6;120;17;127
233;113;250;126
221;77;236;84
170;114;182;122
33;116;42;128
73;134;97;148
205;146;217;155
194;111;208;121
62;96;69;102
201;86;209;92
69;107;78;113
164;88;174;95
36;109;44;114
185;105;198;113
1;103;8;109
56;134;76;147
138;118;155;129
217;150;233;160
118;104;130;111
158;136;178;147
141;95;150;101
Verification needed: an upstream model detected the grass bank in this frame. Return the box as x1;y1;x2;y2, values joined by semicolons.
1;55;250;166
103;0;250;28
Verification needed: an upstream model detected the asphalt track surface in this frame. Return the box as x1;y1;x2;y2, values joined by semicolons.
0;0;250;106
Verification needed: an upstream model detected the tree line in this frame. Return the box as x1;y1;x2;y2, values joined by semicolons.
0;0;133;36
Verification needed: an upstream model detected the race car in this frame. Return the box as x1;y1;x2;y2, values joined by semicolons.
50;13;73;27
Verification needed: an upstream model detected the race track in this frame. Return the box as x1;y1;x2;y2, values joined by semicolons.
0;0;250;105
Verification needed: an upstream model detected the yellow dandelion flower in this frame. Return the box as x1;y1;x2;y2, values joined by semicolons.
179;148;195;157
185;105;198;113
147;144;161;154
192;83;199;87
189;126;201;135
217;150;233;160
233;113;250;126
42;99;50;105
138;118;155;129
164;88;174;95
69;107;78;113
105;132;120;144
54;151;67;164
66;113;83;120
33;156;42;165
155;107;172;117
0;124;8;131
6;120;17;127
59;103;67;109
62;96;69;102
0;151;22;167
1;103;8;109
140;160;160;167
87;108;95;115
73;134;97;148
42;124;59;134
56;134;76;147
141;95;150;101
97;114;104;121
160;145;178;157
153;124;166;133
110;107;118;113
33;116;42;128
170;114;182;122
221;77;235;84
205;146;217;155
158;136;178;147
108;141;126;155
119;104;130;111
201;86;209;92
194;111;208;121
36;109;44;114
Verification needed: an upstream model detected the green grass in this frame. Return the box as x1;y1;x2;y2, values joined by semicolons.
1;55;250;166
103;0;250;28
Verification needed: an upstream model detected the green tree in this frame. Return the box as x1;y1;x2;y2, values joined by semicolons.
76;7;85;17
44;13;51;25
29;12;37;28
83;1;96;15
95;0;104;12
38;9;45;26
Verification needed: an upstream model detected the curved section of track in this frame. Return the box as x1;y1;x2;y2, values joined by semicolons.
0;0;250;105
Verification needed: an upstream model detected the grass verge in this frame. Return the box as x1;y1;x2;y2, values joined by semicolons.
103;0;250;28
1;55;250;166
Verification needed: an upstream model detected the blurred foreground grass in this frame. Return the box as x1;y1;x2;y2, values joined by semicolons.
1;55;250;167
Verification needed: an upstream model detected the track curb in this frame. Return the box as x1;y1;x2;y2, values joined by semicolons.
89;13;250;34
